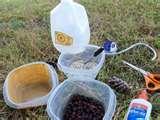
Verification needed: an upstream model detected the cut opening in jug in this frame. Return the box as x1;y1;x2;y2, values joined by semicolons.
58;45;105;78
47;78;116;120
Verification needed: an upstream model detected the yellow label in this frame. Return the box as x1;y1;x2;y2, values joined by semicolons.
55;31;73;46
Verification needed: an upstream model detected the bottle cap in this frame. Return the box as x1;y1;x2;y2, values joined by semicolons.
138;90;148;100
103;40;117;53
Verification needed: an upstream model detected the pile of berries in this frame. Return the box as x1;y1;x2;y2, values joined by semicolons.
62;94;105;120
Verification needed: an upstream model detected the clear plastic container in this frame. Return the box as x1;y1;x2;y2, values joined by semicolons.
58;44;105;78
47;77;116;120
3;62;59;109
50;0;90;54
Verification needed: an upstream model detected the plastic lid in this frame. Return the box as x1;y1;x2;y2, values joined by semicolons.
138;90;148;100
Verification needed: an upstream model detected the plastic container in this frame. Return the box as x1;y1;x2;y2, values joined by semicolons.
3;62;59;109
125;90;152;120
58;44;105;78
47;77;116;120
50;0;90;54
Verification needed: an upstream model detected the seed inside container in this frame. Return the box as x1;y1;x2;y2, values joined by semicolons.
62;94;105;120
70;60;97;70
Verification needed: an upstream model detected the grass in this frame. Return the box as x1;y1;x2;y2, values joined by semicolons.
0;0;160;119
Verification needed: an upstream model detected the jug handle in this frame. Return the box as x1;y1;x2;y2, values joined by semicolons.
61;0;86;32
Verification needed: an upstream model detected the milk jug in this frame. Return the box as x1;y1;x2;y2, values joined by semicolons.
50;0;90;54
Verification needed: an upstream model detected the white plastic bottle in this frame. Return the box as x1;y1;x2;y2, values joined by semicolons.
50;0;90;54
125;90;152;120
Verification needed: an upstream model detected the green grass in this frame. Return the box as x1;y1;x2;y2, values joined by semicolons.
0;0;160;119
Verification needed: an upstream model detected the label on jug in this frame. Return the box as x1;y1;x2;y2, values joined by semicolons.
127;103;147;120
55;31;73;46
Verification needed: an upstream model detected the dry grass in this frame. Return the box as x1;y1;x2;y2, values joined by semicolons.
0;0;160;119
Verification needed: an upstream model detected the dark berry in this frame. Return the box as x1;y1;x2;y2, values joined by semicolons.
62;94;105;120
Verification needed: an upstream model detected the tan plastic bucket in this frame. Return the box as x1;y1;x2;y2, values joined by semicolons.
3;62;59;109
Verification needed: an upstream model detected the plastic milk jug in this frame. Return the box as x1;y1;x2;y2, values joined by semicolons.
50;0;90;54
125;90;152;120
